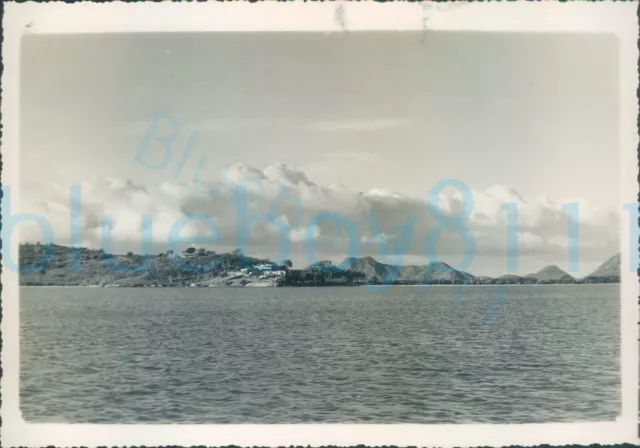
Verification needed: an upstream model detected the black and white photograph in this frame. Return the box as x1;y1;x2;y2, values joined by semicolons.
2;2;638;447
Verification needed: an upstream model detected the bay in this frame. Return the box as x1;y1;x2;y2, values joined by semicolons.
20;284;620;423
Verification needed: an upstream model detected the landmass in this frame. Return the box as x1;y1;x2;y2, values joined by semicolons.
18;243;621;287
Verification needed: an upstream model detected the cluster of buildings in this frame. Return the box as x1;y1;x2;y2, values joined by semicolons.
241;264;287;279
173;248;288;280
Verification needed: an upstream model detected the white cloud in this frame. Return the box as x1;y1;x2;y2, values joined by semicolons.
364;188;404;200
519;231;544;249
290;224;320;243
16;162;619;271
263;162;314;186
361;233;397;244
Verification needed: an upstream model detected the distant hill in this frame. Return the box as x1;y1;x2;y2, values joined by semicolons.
18;243;621;287
582;253;620;283
339;256;475;284
18;243;278;287
308;260;344;274
339;256;402;282
396;261;475;284
495;274;533;285
526;265;574;283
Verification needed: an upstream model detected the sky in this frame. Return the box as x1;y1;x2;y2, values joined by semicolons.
17;31;620;276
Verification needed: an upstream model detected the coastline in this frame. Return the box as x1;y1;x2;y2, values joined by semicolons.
19;283;622;288
18;243;621;288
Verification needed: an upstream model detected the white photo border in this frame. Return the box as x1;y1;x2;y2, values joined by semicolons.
2;1;638;446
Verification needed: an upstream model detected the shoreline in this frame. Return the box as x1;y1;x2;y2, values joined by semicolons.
19;283;622;288
19;244;621;287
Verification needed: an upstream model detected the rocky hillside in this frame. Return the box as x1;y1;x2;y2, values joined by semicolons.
339;256;402;282
582;253;620;283
338;256;475;284
18;243;281;287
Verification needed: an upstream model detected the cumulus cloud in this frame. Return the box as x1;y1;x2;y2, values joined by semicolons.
15;162;620;271
361;233;397;244
263;161;315;187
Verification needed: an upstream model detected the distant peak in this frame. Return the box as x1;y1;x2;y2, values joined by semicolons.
526;264;573;280
542;265;562;271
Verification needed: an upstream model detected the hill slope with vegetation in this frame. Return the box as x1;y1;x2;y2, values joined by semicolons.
581;253;621;284
525;265;575;283
18;243;621;287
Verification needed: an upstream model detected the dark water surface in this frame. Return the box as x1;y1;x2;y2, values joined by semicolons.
21;284;620;423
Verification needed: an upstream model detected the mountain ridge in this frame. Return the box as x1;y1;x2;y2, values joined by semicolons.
17;243;621;287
